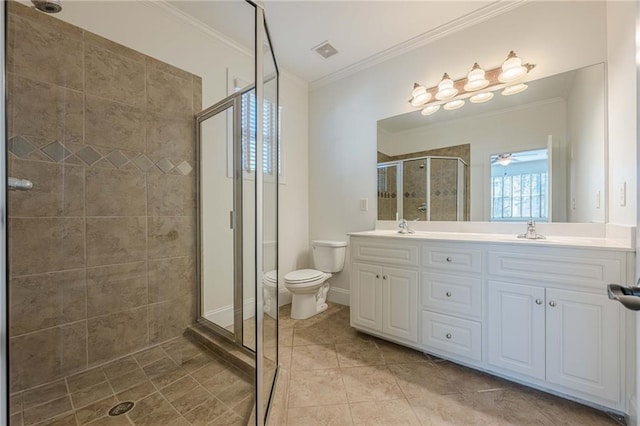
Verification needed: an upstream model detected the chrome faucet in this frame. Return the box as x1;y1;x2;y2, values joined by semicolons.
397;219;415;234
517;220;545;240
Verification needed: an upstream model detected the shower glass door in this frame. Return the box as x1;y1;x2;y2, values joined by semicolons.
198;94;246;346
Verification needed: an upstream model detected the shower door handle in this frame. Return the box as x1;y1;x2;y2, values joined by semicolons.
8;177;33;191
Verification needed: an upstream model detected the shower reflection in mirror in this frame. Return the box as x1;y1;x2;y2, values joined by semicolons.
377;156;467;222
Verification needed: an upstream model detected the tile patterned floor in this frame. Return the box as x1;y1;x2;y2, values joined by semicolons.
9;303;627;426
268;303;626;426
9;337;253;426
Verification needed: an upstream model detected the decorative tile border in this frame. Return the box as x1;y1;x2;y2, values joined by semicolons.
8;136;193;176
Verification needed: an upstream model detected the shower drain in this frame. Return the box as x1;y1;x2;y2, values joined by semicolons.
108;401;135;416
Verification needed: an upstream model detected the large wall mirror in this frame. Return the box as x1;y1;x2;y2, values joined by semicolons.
377;62;606;223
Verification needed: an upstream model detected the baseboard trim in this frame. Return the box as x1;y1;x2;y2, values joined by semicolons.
327;287;350;306
627;397;637;426
205;298;256;328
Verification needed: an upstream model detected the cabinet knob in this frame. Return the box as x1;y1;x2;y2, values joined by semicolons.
376;274;380;279
549;300;557;307
446;257;452;262
383;275;387;280
535;299;543;305
446;291;452;297
445;333;452;339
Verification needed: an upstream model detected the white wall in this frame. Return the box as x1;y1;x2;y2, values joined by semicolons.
607;1;637;226
567;64;606;223
309;1;619;295
50;1;309;309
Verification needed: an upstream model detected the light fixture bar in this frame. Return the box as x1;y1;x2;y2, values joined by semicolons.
408;51;535;115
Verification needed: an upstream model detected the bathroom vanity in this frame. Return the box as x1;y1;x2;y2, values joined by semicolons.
348;229;635;413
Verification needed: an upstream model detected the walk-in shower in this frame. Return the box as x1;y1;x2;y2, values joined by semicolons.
1;1;279;425
378;156;468;221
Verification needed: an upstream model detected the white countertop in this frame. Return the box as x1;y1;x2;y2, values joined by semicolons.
348;229;635;251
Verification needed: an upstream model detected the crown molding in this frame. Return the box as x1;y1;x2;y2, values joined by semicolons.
139;0;253;58
309;0;528;91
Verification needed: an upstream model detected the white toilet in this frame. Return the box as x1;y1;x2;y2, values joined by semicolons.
284;240;347;320
262;270;278;319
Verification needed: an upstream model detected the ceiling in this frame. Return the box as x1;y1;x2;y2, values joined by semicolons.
167;0;520;85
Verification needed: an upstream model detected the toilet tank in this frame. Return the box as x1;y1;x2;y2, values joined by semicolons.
312;240;347;273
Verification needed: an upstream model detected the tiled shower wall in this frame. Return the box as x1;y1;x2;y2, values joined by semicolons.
7;2;201;392
378;144;471;221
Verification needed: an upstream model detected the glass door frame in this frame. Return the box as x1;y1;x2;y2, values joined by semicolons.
1;0;8;423
195;87;253;354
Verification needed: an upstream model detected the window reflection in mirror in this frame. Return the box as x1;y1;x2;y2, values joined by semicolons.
490;149;549;222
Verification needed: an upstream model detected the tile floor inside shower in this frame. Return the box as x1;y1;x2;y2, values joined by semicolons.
10;303;627;426
9;337;253;426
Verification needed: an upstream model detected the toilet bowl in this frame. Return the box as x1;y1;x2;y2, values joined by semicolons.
263;270;278;319
284;240;347;320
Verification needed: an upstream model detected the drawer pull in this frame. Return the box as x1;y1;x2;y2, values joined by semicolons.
446;257;452;262
446;291;452;297
445;333;452;339
535;299;543;305
549;300;557;307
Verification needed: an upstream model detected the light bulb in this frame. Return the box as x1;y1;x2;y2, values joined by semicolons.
410;83;431;106
443;99;465;110
470;92;494;103
421;104;440;116
435;73;458;100
502;83;528;96
499;51;527;83
464;63;489;91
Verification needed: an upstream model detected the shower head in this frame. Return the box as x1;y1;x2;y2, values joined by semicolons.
32;0;62;13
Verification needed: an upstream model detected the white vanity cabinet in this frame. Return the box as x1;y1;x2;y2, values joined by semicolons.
350;239;419;343
349;233;633;413
420;243;483;361
486;247;624;406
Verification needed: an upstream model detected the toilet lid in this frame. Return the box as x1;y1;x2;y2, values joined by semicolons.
263;270;278;284
284;269;324;283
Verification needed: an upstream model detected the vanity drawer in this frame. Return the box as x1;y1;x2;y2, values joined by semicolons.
422;272;482;320
421;310;481;361
422;245;482;273
351;238;419;267
487;251;622;288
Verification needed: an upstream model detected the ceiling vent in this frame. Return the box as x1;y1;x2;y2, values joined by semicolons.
313;41;338;59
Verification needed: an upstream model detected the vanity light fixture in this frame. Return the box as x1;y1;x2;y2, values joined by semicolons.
470;92;494;103
502;83;528;96
410;83;431;106
464;63;490;91
443;99;465;110
435;73;458;100
421;104;440;116
498;51;528;83
407;51;534;117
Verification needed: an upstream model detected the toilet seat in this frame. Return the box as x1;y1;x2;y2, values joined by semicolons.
263;270;278;289
284;269;325;284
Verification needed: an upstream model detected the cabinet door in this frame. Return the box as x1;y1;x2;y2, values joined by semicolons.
382;267;418;342
351;263;383;331
487;281;545;380
546;288;619;402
